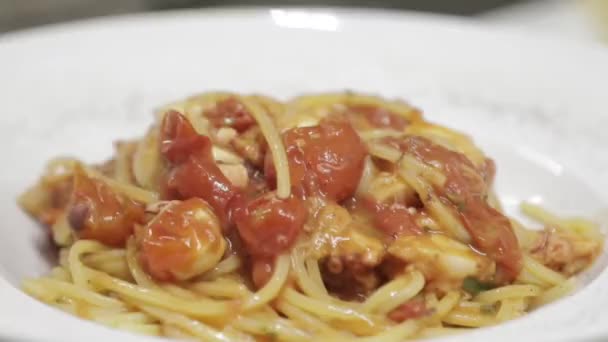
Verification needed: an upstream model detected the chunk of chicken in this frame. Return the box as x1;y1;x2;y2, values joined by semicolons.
388;234;495;289
310;203;385;267
217;163;249;188
531;227;602;276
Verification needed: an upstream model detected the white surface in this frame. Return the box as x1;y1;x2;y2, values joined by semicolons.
0;8;607;342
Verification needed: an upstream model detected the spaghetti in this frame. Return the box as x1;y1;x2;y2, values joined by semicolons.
19;92;604;340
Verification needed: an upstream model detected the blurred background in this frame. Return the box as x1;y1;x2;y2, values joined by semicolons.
1;0;607;42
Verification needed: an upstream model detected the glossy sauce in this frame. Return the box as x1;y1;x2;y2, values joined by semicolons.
137;198;225;281
251;257;274;288
205;98;256;133
160;110;239;227
350;197;423;238
235;192;307;257
266;117;367;202
388;299;429;322
67;167;144;247
383;136;522;281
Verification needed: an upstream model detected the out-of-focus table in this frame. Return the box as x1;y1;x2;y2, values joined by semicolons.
1;0;606;43
0;0;519;33
480;0;607;43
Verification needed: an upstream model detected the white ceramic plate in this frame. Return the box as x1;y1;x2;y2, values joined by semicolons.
1;8;607;342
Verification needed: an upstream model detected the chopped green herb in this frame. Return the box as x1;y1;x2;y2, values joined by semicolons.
456;202;467;212
261;328;277;341
480;303;497;315
462;277;495;296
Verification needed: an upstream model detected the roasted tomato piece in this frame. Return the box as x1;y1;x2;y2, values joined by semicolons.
137;198;226;281
235;192;307;257
266;117;367;202
388;299;430;322
387;136;522;281
67;167;144;247
160;110;239;227
205;97;256;133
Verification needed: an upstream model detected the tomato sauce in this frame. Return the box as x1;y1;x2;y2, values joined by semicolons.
251;257;274;288
205;97;256;133
160;110;240;227
67;167;144;247
384;136;522;281
161;110;309;259
266;116;367;202
137;198;224;281
358;197;423;237
388;299;430;322
234;192;307;257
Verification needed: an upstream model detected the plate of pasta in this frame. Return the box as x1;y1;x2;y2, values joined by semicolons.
1;7;608;342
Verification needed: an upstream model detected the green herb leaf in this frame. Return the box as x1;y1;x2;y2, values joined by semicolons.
462;277;495;296
480;303;498;315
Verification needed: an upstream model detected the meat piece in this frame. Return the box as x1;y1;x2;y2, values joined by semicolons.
204;97;256;133
231;127;265;167
310;203;385;268
160;110;239;227
384;136;522;282
388;234;495;288
531;227;602;276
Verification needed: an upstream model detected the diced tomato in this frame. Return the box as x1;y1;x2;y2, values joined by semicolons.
266;117;367;202
205;97;256;133
67;167;144;247
481;158;497;186
355;197;423;237
386;136;522;281
388;299;430;322
137;198;225;281
348;104;409;130
39;208;63;227
235;192;307;257
251;257;274;288
366;200;423;237
160;110;204;164
459;203;523;282
160;110;239;227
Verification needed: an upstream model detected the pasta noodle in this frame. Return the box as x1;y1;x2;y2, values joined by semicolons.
18;92;604;341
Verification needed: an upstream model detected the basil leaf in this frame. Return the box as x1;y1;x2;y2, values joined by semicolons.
462;277;495;296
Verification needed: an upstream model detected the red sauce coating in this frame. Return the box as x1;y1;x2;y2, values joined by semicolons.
481;158;497;186
348;104;409;130
205;97;256;133
160;110;239;227
235;192;307;257
137;198;223;281
265;117;367;202
374;204;423;236
67;167;144;247
364;199;423;237
388;299;430;322
384;136;522;281
251;257;274;288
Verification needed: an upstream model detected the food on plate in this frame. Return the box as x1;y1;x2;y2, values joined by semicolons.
19;92;604;340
